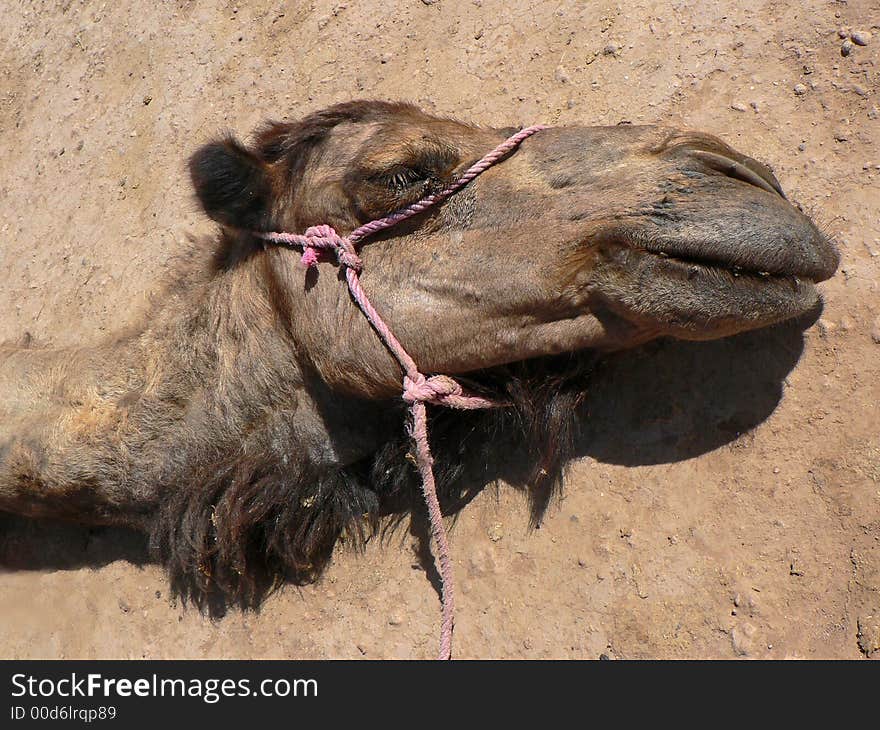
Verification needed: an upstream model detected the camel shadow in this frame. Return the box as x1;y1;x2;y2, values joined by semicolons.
577;311;814;467
0;516;148;572
0;309;817;590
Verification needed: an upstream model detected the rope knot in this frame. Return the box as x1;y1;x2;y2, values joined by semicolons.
403;373;463;405
335;246;363;272
299;225;361;271
303;224;341;244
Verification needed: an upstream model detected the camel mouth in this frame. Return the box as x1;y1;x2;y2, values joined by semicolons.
644;247;826;288
589;233;833;341
644;248;822;305
642;224;840;284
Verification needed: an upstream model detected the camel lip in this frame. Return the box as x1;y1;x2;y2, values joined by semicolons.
593;246;825;341
641;235;838;284
644;248;821;295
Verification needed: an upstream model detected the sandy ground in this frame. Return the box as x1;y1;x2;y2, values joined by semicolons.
0;0;878;659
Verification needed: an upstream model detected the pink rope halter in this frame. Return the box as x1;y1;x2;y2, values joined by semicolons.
256;124;547;659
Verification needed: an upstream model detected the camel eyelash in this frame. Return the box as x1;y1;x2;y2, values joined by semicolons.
381;166;429;191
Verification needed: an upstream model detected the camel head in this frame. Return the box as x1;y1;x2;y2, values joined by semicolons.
0;100;841;615
190;101;838;398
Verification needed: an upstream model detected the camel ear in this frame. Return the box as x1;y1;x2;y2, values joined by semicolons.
189;137;273;230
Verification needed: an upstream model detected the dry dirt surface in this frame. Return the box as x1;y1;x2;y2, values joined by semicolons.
1;0;878;660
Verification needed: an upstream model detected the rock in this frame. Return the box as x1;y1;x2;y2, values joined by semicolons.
731;623;757;656
793;83;808;96
798;142;807;151
747;595;760;616
388;612;404;626
487;522;504;542
838;28;849;39
468;548;498;576
857;614;880;656
554;65;570;84
749;101;760;112
871;316;880;344
851;30;871;46
841;39;853;57
603;42;619;56
730;102;747;112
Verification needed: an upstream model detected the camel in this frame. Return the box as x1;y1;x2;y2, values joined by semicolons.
0;100;838;612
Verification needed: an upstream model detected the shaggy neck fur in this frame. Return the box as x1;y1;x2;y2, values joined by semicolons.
0;235;593;613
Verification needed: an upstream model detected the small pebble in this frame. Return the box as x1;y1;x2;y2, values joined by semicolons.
793;83;807;96
871;316;880;344
798;142;807;151
555;65;570;84
841;39;853;56
851;30;871;46
838;28;849;39
730;102;747;112
603;43;619;56
817;318;835;337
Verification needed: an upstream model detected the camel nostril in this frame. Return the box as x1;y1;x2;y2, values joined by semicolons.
690;149;787;199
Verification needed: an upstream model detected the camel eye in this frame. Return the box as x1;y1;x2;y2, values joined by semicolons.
383;166;428;192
